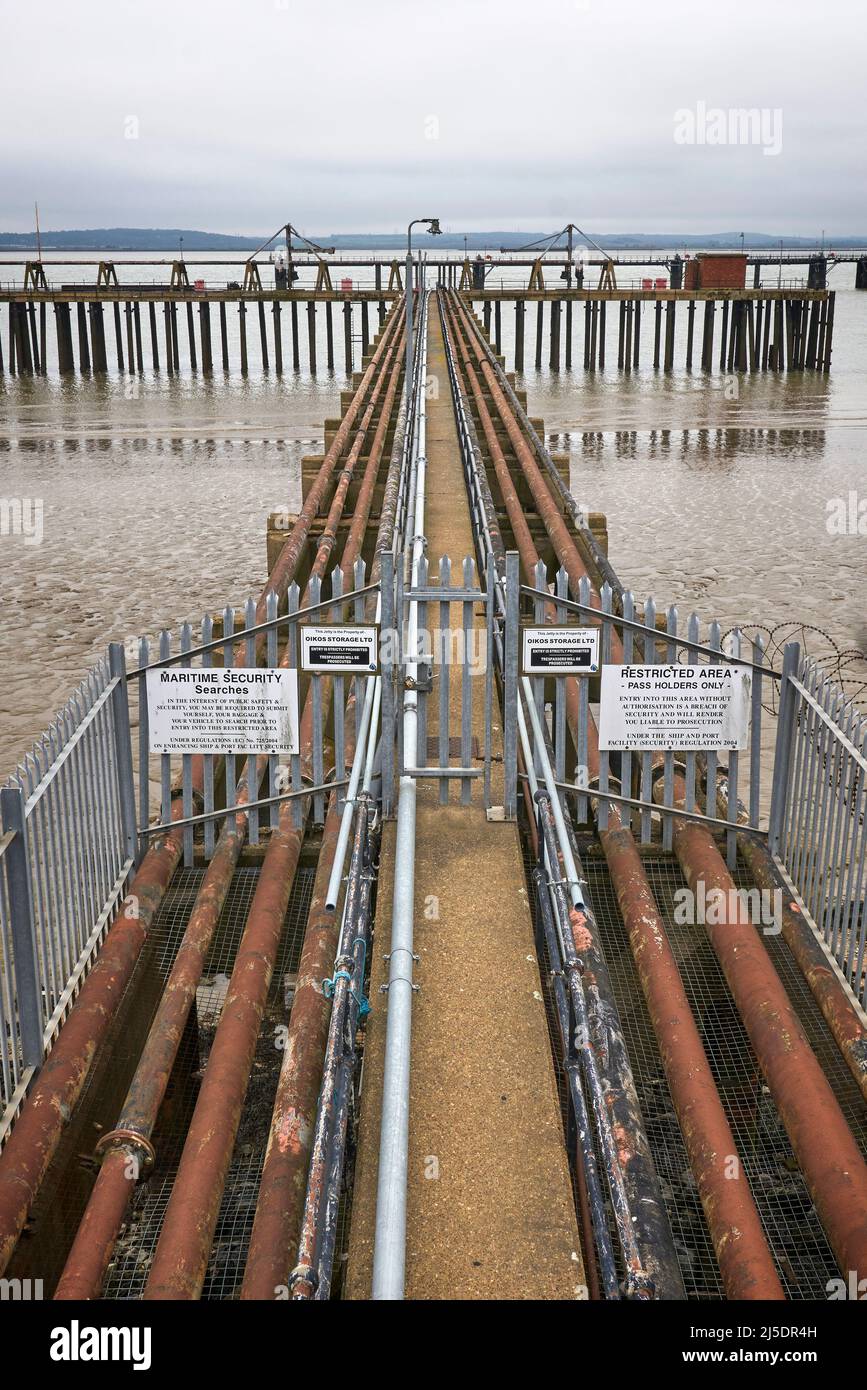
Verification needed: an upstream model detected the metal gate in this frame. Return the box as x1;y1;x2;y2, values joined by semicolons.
770;649;867;1008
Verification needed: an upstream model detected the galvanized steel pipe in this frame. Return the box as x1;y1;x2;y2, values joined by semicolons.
371;288;430;1300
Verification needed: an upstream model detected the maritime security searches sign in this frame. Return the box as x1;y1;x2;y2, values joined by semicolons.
598;664;751;752
146;668;299;755
522;627;600;675
300;624;379;674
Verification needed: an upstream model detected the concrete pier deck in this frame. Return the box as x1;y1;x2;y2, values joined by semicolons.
345;302;584;1300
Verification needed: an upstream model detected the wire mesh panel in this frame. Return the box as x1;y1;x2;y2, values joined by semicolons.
524;833;867;1301
586;853;867;1300
100;864;316;1301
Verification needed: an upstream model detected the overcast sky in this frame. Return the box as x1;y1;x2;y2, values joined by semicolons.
4;0;865;236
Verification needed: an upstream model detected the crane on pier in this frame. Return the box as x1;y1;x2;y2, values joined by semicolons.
501;222;618;291
242;221;335;292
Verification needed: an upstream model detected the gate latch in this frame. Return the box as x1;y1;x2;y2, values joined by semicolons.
404;665;433;693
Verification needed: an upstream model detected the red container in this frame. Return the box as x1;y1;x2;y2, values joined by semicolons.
194;279;205;291
340;277;353;292
641;278;653;290
655;277;668;289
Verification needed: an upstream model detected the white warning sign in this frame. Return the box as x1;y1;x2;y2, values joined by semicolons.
598;664;750;752
146;668;299;755
522;626;600;675
300;624;379;673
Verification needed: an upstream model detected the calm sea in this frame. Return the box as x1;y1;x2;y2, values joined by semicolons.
1;248;864;774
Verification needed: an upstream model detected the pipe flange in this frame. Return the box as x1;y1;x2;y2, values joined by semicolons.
94;1128;156;1174
648;759;689;791
623;1269;656;1301
585;774;623;798
288;1264;318;1295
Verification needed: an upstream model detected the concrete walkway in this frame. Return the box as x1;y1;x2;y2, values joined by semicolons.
345;301;584;1300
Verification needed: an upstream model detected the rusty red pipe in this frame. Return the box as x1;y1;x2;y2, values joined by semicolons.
261;305;402;616
449;291;614;631
599;818;785;1299
715;786;867;1104
140;319;406;1300
742;835;867;1102
53;314;405;1299
178;306;403;793
53;796;253;1300
661;791;867;1283
141;807;307;1300
0;816;187;1278
443;290;786;1299
240;371;408;1300
0;306;404;1281
239;784;350;1300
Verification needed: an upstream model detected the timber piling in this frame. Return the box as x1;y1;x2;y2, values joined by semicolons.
0;276;864;1306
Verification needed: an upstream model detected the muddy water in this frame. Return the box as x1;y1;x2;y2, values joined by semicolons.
1;251;865;777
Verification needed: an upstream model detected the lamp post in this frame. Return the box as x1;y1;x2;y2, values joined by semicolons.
406;217;441;414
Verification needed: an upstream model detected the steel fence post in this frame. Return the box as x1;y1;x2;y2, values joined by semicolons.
504;551;520;820
108;643;140;869
380;550;395;817
768;641;801;858
0;786;43;1070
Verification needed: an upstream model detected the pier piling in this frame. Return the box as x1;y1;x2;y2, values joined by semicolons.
307;301;316;372
239;301;248;373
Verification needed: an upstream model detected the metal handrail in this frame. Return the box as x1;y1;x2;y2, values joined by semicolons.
518;583;782;680
526;772;766;837
125;581;380;676
140;776;349;838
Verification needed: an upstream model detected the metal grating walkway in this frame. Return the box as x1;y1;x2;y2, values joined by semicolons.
533;846;867;1300
102;864;315;1301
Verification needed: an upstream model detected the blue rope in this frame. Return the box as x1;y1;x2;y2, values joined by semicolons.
351;935;371;1019
322;935;371;1018
322;970;352;999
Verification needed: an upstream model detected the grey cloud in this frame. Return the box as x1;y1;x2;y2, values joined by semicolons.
3;0;865;235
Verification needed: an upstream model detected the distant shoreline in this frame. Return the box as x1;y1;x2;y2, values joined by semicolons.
1;229;865;254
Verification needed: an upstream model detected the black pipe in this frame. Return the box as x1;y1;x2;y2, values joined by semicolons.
531;851;617;1297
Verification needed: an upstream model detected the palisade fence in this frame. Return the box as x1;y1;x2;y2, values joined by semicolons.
2;553;866;1138
522;559;770;862
398;552;495;808
518;561;867;1011
0;652;137;1136
133;561;380;866
0;561;384;1138
769;652;867;1009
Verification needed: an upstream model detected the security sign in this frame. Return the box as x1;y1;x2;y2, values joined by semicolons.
598;664;751;752
522;626;600;675
146;668;299;755
300;624;379;674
